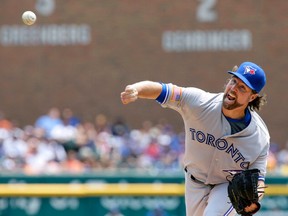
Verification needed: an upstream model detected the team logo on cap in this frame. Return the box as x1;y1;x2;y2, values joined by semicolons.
243;66;256;75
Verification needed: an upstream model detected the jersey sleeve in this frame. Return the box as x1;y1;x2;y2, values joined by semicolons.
249;141;270;180
249;112;270;180
156;83;207;114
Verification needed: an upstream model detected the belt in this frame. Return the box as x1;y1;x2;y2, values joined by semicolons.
184;167;205;184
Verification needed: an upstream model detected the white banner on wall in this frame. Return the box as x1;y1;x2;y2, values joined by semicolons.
0;24;91;46
162;30;252;52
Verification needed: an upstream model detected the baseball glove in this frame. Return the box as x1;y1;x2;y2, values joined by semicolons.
227;169;263;216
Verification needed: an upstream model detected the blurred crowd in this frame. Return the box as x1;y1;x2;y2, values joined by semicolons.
0;108;184;175
0;107;287;176
267;141;288;176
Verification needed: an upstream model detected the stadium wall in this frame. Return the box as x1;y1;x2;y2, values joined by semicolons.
0;0;287;146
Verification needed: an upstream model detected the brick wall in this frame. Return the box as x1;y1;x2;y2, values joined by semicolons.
0;0;287;146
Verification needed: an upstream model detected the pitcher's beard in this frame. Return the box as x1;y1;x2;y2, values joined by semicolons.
222;93;243;110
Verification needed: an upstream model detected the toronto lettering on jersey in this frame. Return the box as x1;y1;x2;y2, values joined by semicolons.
189;128;250;169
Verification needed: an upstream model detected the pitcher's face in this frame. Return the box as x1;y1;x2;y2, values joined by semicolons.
223;77;257;111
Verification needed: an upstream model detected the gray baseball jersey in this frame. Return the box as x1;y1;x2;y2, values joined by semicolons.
157;83;270;185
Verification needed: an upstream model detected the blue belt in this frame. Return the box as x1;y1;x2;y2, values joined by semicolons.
184;167;205;184
184;167;215;187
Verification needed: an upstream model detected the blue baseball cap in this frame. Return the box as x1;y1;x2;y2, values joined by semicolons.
228;62;266;93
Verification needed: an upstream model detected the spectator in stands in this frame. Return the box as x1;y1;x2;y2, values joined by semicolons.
2;128;27;165
35;107;63;138
266;149;278;174
276;140;288;175
61;150;84;173
0;110;13;130
23;136;47;175
111;117;129;137
95;113;110;133
62;108;81;126
50;119;77;144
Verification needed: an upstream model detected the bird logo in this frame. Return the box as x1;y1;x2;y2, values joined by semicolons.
244;66;256;75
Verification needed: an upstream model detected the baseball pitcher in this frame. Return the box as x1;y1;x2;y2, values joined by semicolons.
121;62;270;216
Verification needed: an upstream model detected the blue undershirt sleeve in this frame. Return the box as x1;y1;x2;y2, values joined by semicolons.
156;83;167;104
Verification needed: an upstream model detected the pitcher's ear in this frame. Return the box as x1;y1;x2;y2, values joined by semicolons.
249;94;258;102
